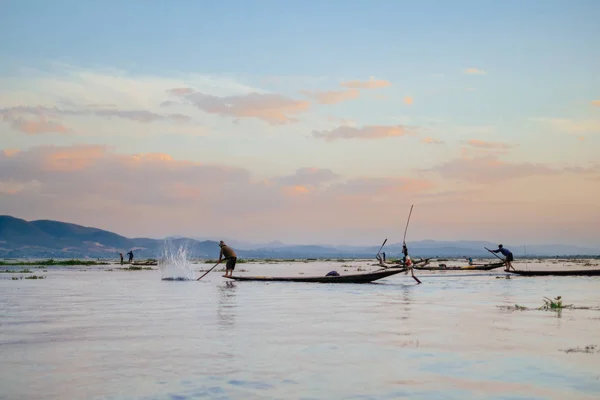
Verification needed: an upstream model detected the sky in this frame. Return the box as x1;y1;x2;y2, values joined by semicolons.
1;0;599;247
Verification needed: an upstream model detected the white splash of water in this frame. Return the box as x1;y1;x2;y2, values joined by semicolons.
158;240;195;280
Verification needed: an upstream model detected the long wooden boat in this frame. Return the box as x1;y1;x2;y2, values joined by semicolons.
415;262;505;271
224;268;408;284
509;269;600;276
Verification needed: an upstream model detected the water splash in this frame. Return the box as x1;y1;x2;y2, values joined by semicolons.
158;240;195;281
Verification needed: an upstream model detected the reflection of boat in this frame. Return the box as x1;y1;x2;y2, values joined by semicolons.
225;268;408;283
415;262;505;271
509;269;600;276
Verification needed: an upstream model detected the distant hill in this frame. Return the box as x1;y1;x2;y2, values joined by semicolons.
0;215;598;259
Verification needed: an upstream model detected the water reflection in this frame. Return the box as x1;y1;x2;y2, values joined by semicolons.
217;281;237;330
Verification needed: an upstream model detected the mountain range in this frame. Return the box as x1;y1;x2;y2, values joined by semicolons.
1;215;598;259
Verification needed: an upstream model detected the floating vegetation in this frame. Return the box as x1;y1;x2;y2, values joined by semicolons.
25;275;46;279
117;266;154;271
542;296;571;310
499;296;596;315
1;269;32;273
560;345;599;354
0;259;108;266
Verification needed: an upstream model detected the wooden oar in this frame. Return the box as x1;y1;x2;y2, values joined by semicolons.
197;262;220;281
376;238;388;257
402;204;421;284
485;247;504;262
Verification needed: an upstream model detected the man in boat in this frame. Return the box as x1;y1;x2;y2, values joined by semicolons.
127;250;134;264
490;244;514;271
402;242;408;266
217;241;237;278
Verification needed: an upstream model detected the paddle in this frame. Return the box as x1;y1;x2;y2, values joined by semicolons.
197;262;220;281
402;204;421;284
485;247;504;262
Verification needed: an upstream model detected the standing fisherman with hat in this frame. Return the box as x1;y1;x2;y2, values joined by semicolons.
218;241;237;277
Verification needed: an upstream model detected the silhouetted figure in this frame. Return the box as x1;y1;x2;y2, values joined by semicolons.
490;244;514;272
382;251;386;262
119;252;124;265
402;242;408;266
217;241;237;278
127;250;134;264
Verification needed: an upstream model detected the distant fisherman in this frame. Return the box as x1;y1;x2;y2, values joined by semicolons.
127;250;134;264
490;244;514;272
217;241;237;278
119;252;124;265
402;242;408;266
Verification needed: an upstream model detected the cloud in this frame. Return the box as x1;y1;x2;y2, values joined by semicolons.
300;89;359;105
465;68;486;75
169;89;310;124
531;117;600;135
591;100;600;107
427;156;558;183
329;177;433;196
340;77;391;89
422;137;444;145
312;125;413;142
274;168;340;188
465;139;515;149
403;96;413;105
0;105;190;134
0;179;42;195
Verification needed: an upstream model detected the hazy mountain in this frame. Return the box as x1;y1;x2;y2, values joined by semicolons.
1;215;598;259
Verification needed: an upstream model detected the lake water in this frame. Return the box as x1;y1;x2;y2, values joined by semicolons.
1;259;600;400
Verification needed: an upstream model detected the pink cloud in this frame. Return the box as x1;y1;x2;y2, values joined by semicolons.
340;77;391;89
300;89;359;105
0;105;190;132
313;125;413;142
465;139;515;149
422;137;444;145
275;168;340;188
428;156;558;183
465;68;486;75
404;96;414;105
169;89;310;124
591;100;600;107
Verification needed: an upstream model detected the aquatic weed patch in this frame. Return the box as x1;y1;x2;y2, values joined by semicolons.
499;296;597;315
116;266;155;271
1;269;33;273
0;259;108;266
560;345;599;354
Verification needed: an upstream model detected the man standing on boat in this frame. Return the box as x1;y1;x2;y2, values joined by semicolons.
217;241;237;278
490;244;514;272
402;242;408;266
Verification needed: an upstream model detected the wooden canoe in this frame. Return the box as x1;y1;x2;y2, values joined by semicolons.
509;269;600;276
224;268;408;283
415;262;505;271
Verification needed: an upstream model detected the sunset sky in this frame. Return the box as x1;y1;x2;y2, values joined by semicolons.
1;1;599;246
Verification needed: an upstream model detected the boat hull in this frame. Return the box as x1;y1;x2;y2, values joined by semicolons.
415;262;505;271
225;268;407;283
509;269;600;276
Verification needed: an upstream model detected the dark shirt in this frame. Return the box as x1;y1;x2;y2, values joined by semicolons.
491;247;512;257
219;245;237;259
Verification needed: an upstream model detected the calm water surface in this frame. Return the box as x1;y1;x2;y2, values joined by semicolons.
1;261;600;400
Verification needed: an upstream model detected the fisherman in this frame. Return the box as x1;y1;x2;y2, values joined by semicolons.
127;250;134;264
217;241;237;278
402;242;408;266
467;257;473;266
119;252;124;265
490;244;514;271
382;251;386;262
